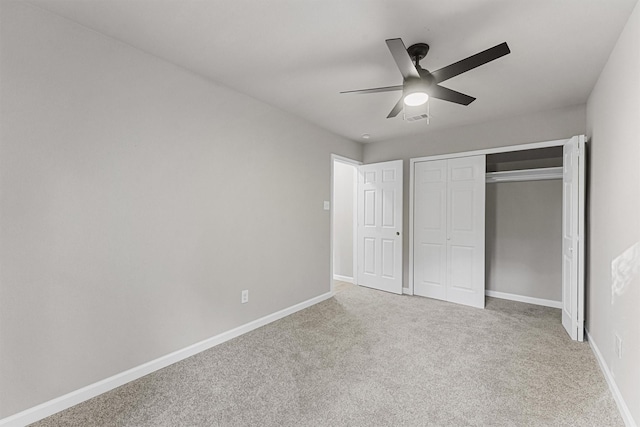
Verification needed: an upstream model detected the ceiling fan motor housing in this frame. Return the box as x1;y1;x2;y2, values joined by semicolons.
403;78;430;103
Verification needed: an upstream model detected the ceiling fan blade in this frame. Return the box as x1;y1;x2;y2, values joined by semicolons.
431;42;510;84
429;85;476;105
340;85;403;95
386;38;420;80
387;97;404;118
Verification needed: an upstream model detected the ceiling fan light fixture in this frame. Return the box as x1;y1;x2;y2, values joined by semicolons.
403;79;429;106
404;92;429;106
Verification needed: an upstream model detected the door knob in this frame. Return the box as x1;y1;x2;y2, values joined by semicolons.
396;232;400;236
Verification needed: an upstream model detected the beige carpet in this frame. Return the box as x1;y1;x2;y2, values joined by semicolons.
33;285;622;426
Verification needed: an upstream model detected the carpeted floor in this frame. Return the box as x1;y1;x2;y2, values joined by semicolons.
33;284;622;426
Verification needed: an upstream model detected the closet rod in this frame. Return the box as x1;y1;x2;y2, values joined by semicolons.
485;166;562;183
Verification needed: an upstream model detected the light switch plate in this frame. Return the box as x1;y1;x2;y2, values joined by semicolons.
323;201;330;210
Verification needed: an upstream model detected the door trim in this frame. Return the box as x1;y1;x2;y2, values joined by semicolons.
576;136;586;341
410;138;570;163
330;154;361;294
409;137;570;296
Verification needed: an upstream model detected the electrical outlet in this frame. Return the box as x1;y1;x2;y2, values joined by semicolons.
241;290;249;304
615;334;622;359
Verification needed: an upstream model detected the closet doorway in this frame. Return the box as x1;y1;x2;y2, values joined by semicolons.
409;136;585;341
485;146;564;310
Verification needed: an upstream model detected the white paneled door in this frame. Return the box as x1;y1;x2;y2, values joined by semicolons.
562;135;585;341
446;156;486;308
414;155;486;308
413;160;448;300
357;160;403;294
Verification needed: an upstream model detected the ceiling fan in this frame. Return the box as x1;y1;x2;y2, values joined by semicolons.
341;39;510;118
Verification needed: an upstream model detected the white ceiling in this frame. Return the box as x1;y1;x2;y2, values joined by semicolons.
29;0;638;143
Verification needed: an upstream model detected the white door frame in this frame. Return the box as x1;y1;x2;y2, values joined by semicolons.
409;137;571;296
330;154;361;293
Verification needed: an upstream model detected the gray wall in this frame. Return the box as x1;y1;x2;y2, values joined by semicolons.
0;2;362;418
486;180;562;302
586;0;640;422
332;162;356;279
363;104;586;288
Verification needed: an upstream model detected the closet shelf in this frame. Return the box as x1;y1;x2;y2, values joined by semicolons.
485;167;563;183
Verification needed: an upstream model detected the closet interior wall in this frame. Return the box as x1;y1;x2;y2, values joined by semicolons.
485;148;564;304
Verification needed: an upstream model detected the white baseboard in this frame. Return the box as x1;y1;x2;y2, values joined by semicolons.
485;290;562;309
333;274;354;284
0;291;335;427
586;329;637;427
402;287;412;295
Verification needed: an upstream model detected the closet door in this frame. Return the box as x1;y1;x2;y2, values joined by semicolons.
414;160;448;300
562;135;585;341
413;155;485;308
446;156;486;309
